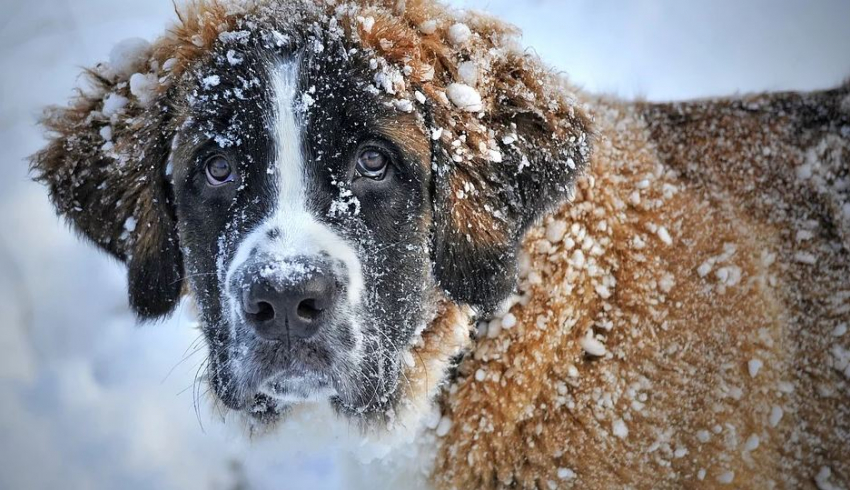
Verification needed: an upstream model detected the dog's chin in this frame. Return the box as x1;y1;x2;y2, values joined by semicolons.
260;371;336;404
210;374;334;427
219;363;406;426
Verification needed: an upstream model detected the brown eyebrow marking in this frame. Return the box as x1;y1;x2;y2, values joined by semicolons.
374;112;430;170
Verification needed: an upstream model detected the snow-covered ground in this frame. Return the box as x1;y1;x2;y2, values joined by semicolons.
0;1;848;489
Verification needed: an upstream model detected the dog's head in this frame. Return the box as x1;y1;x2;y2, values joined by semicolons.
31;0;590;428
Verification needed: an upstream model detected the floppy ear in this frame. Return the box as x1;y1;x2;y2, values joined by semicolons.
30;69;183;320
428;64;592;314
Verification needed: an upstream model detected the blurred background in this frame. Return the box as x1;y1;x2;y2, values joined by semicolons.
1;0;849;488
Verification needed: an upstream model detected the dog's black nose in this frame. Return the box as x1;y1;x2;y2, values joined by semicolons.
242;259;338;342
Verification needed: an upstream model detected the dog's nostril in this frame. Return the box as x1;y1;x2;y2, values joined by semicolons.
241;257;338;341
249;301;275;322
296;298;323;321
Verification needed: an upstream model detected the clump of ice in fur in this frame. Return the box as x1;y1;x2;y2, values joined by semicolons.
446;83;482;112
457;61;478;86
419;19;438;35
579;330;607;357
129;73;159;106
101;93;128;118
108;38;152;79
447;23;472;45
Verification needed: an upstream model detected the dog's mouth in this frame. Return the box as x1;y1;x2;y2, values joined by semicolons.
259;368;335;403
235;330;348;402
207;322;409;423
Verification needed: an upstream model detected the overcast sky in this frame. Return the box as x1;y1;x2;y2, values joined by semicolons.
454;0;850;99
1;1;849;489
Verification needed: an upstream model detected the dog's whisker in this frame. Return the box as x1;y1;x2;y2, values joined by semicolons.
190;357;210;433
170;272;218;286
162;332;207;384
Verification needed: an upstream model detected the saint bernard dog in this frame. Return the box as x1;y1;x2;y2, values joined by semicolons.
31;0;849;488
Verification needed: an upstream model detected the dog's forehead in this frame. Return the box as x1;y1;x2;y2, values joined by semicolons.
176;42;425;144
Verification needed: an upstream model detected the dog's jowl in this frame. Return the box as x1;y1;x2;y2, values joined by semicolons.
31;1;849;488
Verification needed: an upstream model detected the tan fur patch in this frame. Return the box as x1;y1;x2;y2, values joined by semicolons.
152;0;238;81
400;299;473;422
375;114;431;167
445;169;508;245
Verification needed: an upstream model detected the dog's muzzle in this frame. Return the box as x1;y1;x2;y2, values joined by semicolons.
222;222;365;406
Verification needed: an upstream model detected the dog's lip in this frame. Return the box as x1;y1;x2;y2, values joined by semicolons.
258;368;335;402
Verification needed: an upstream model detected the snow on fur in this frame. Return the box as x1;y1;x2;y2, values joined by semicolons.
28;1;850;489
31;0;591;273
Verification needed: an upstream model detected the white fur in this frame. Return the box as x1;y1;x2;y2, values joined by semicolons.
221;60;367;407
232;400;438;489
220;60;364;402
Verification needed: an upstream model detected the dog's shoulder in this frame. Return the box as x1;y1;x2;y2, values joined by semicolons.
434;92;850;489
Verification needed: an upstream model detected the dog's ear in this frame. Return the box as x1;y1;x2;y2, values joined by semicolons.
31;69;183;320
428;62;592;314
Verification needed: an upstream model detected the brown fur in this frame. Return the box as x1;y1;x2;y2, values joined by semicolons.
375;115;431;168
434;90;850;488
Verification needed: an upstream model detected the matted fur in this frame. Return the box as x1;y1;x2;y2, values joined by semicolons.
30;0;849;488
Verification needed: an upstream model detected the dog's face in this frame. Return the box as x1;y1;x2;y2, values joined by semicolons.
31;3;591;429
172;42;438;418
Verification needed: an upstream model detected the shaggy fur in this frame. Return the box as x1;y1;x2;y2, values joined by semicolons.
30;0;849;488
437;88;850;489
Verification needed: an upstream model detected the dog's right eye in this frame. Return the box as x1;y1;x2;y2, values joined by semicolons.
355;148;390;180
205;155;235;186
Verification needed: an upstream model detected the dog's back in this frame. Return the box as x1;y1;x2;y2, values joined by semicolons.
434;84;850;489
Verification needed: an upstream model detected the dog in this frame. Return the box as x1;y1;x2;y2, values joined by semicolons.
30;0;849;488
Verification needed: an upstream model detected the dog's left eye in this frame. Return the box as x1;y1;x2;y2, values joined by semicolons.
205;155;235;186
355;148;389;180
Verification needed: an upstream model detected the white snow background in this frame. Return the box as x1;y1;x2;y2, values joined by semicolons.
1;0;849;489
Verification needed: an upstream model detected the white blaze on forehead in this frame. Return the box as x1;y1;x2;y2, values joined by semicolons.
271;59;307;213
224;59;364;309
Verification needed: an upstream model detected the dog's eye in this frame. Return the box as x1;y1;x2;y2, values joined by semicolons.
355;148;389;180
205;155;235;186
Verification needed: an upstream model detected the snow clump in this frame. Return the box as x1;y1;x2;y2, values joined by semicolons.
747;359;763;378
612;418;629;439
769;406;784;427
457;60;478;86
226;49;244;65
101;93;129;118
557;468;576;480
202;75;221;89
129;73;159;106
99;126;113;142
108;37;152;79
419;19;438;35
447;23;472;46
446;83;482;112
579;330;607;357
